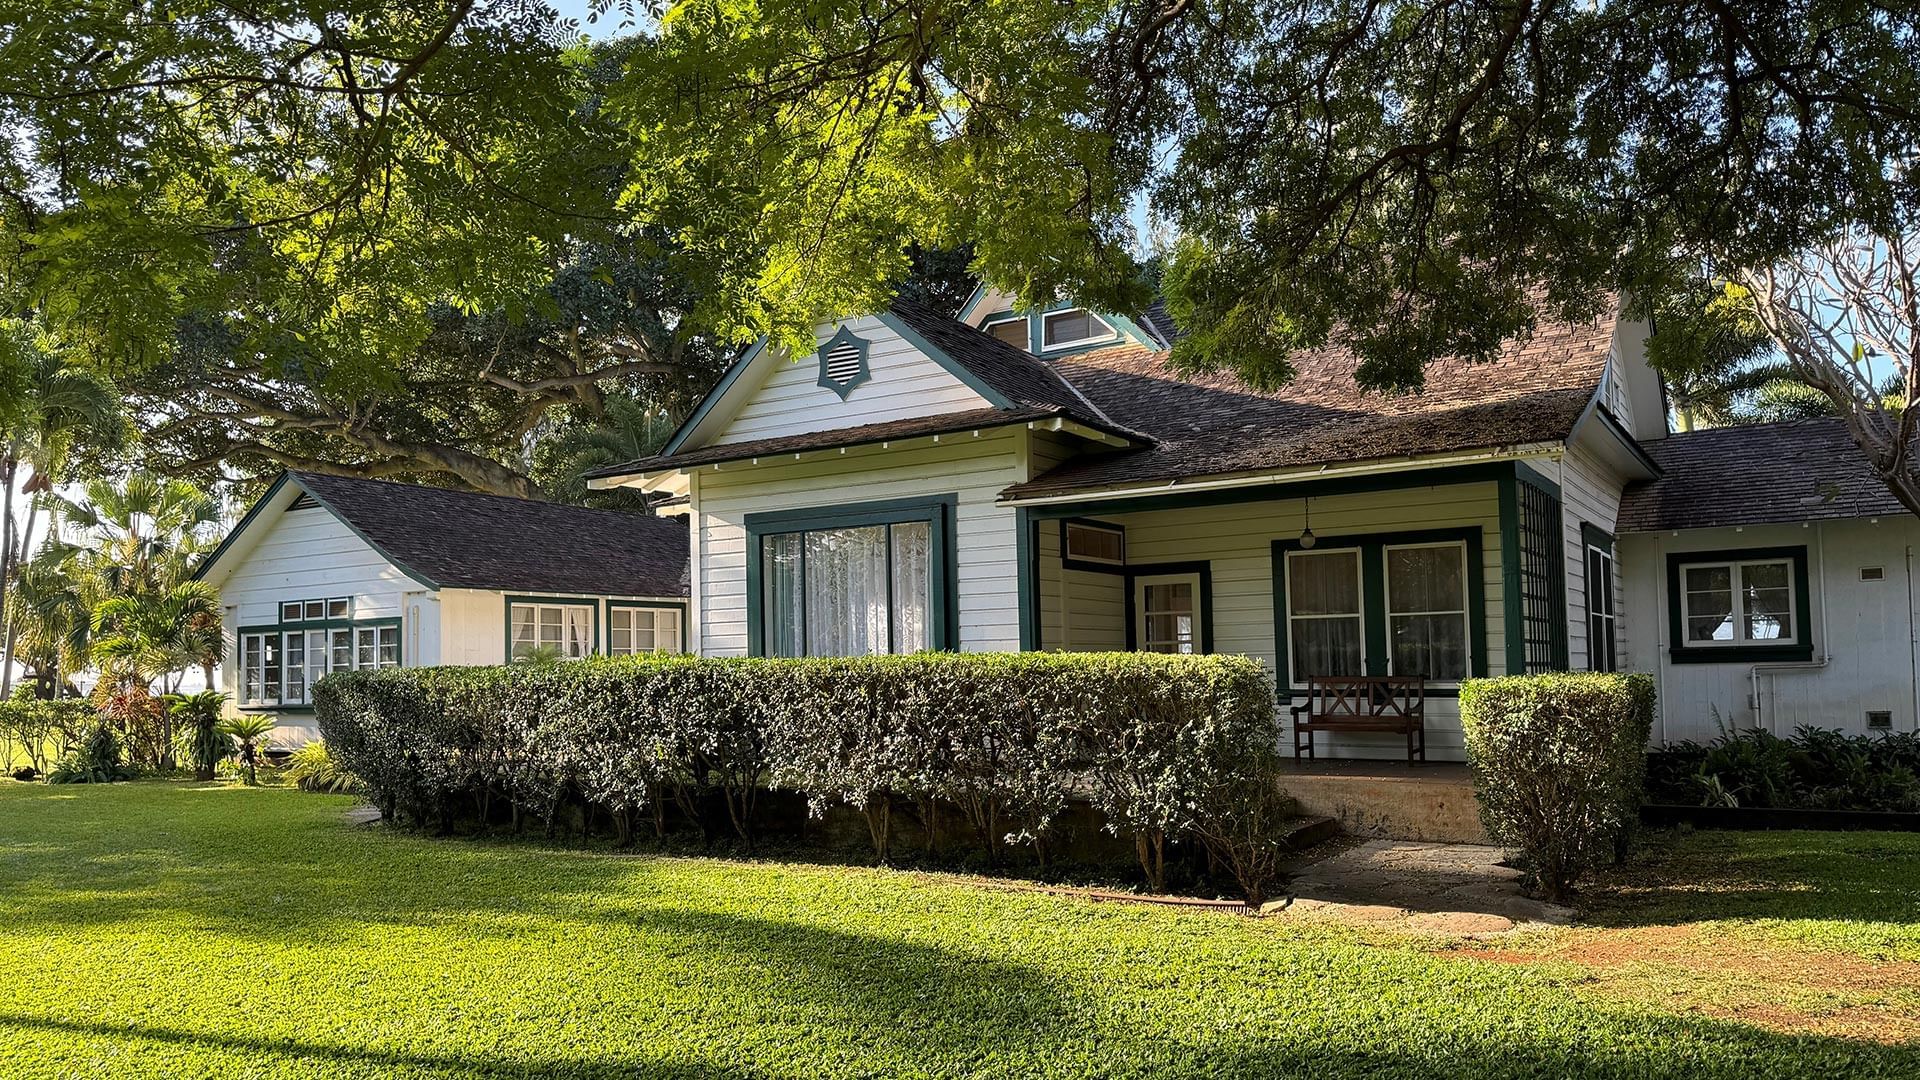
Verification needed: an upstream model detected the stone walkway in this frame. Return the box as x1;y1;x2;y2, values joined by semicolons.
1265;839;1574;935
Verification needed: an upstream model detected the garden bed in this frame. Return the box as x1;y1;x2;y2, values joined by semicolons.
1641;803;1920;832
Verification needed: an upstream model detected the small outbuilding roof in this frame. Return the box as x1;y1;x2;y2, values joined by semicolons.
1616;418;1906;532
197;472;689;597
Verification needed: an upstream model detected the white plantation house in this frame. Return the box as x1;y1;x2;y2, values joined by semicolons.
197;290;1920;759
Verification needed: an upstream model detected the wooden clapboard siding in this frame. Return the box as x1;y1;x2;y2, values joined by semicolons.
711;315;991;446
1619;517;1920;744
1557;442;1628;672
693;429;1027;655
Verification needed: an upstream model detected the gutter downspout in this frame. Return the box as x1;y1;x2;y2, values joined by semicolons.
1908;545;1919;732
1748;522;1833;730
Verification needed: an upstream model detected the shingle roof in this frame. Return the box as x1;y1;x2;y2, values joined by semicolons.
1616;419;1904;532
288;472;689;596
589;407;1083;475
885;298;1120;428
1001;312;1617;499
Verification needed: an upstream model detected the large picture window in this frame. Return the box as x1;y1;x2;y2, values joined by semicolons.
1665;547;1812;664
747;496;955;658
239;613;397;708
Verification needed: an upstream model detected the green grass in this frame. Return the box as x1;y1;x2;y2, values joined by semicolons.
1584;828;1920;961
1;782;1915;1078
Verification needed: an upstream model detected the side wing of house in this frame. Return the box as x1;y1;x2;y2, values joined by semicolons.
436;589;690;666
195;477;438;744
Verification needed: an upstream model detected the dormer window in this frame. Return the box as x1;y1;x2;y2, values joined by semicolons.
983;315;1028;350
1040;308;1117;351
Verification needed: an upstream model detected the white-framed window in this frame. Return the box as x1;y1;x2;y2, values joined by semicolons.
1039;308;1117;351
982;315;1028;350
1285;548;1365;682
1587;545;1618;672
240;621;394;707
1134;572;1203;654
1383;541;1471;681
609;606;683;655
1679;557;1797;645
1063;520;1125;566
279;596;351;622
509;602;595;660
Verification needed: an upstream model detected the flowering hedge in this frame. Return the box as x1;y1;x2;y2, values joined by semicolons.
1460;672;1656;902
313;652;1281;894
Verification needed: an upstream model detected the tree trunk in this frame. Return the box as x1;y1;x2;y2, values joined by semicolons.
0;448;16;699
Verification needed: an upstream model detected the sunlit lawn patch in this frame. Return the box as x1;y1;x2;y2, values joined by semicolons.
1;782;1915;1078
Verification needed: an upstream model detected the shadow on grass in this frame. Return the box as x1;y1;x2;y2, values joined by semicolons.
1579;829;1920;930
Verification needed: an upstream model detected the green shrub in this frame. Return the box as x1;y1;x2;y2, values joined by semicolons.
166;691;230;781
283;740;356;793
315;653;1281;897
48;723;135;784
0;689;95;778
1460;672;1656;902
1646;726;1920;812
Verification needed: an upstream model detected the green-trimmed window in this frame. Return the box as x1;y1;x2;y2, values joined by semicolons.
609;605;683;655
239;614;396;708
747;496;956;657
1665;546;1812;663
509;601;594;660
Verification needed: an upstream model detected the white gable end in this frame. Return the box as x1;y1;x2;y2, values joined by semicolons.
709;314;991;447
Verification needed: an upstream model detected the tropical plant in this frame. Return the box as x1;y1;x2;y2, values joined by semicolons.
0;686;95;778
47;473;222;601
91;581;224;695
511;644;567;667
0;320;125;698
220;715;276;787
283;741;356;794
167;691;230;782
48;722;134;785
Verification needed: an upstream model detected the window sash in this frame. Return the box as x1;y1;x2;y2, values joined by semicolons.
761;521;933;658
1382;542;1470;681
982;315;1028;350
509;603;595;660
1587;546;1617;672
1134;573;1202;654
1064;521;1125;566
1677;558;1797;645
1039;308;1117;351
609;607;684;655
1286;548;1365;682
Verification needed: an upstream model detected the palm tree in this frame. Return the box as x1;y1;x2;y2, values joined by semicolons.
3;552;92;697
91;581;224;768
220;715;276;785
48;473;221;600
0;321;124;697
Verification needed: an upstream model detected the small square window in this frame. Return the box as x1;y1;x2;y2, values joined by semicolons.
983;317;1028;350
1868;710;1893;730
281;601;304;622
328;598;351;618
304;600;326;620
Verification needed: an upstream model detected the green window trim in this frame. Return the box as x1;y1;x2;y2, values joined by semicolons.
504;595;602;659
744;495;959;657
1059;517;1128;574
1664;546;1814;664
1123;561;1214;653
1580;521;1616;555
1500;465;1570;674
605;599;691;655
1269;528;1490;697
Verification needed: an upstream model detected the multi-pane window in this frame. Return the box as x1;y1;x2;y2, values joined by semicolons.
609;606;683;655
239;615;395;708
1040;308;1115;350
1680;558;1796;645
509;603;594;660
1286;549;1365;680
280;597;351;623
761;521;932;657
1384;542;1470;680
1134;573;1202;654
1587;546;1618;672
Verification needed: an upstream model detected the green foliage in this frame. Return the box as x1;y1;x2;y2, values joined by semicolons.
1646;726;1920;813
165;691;229;782
6;783;1918;1075
0;687;94;777
47;722;133;784
282;741;356;794
1460;673;1657;902
219;715;276;787
316;653;1283;898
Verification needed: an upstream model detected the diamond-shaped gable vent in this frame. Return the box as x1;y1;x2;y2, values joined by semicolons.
815;325;872;399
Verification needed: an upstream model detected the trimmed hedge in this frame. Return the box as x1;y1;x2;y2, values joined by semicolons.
1460;672;1656;902
314;653;1281;895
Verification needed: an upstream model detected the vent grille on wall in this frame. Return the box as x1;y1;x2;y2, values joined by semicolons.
288;493;319;511
1868;710;1894;730
824;340;863;383
1861;566;1885;581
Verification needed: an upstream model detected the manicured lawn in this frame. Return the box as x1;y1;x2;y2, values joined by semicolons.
1;782;1915;1078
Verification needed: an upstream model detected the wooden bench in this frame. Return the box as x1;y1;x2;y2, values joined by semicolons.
1289;676;1427;762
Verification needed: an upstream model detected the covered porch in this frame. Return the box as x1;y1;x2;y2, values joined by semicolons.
1012;459;1573;762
